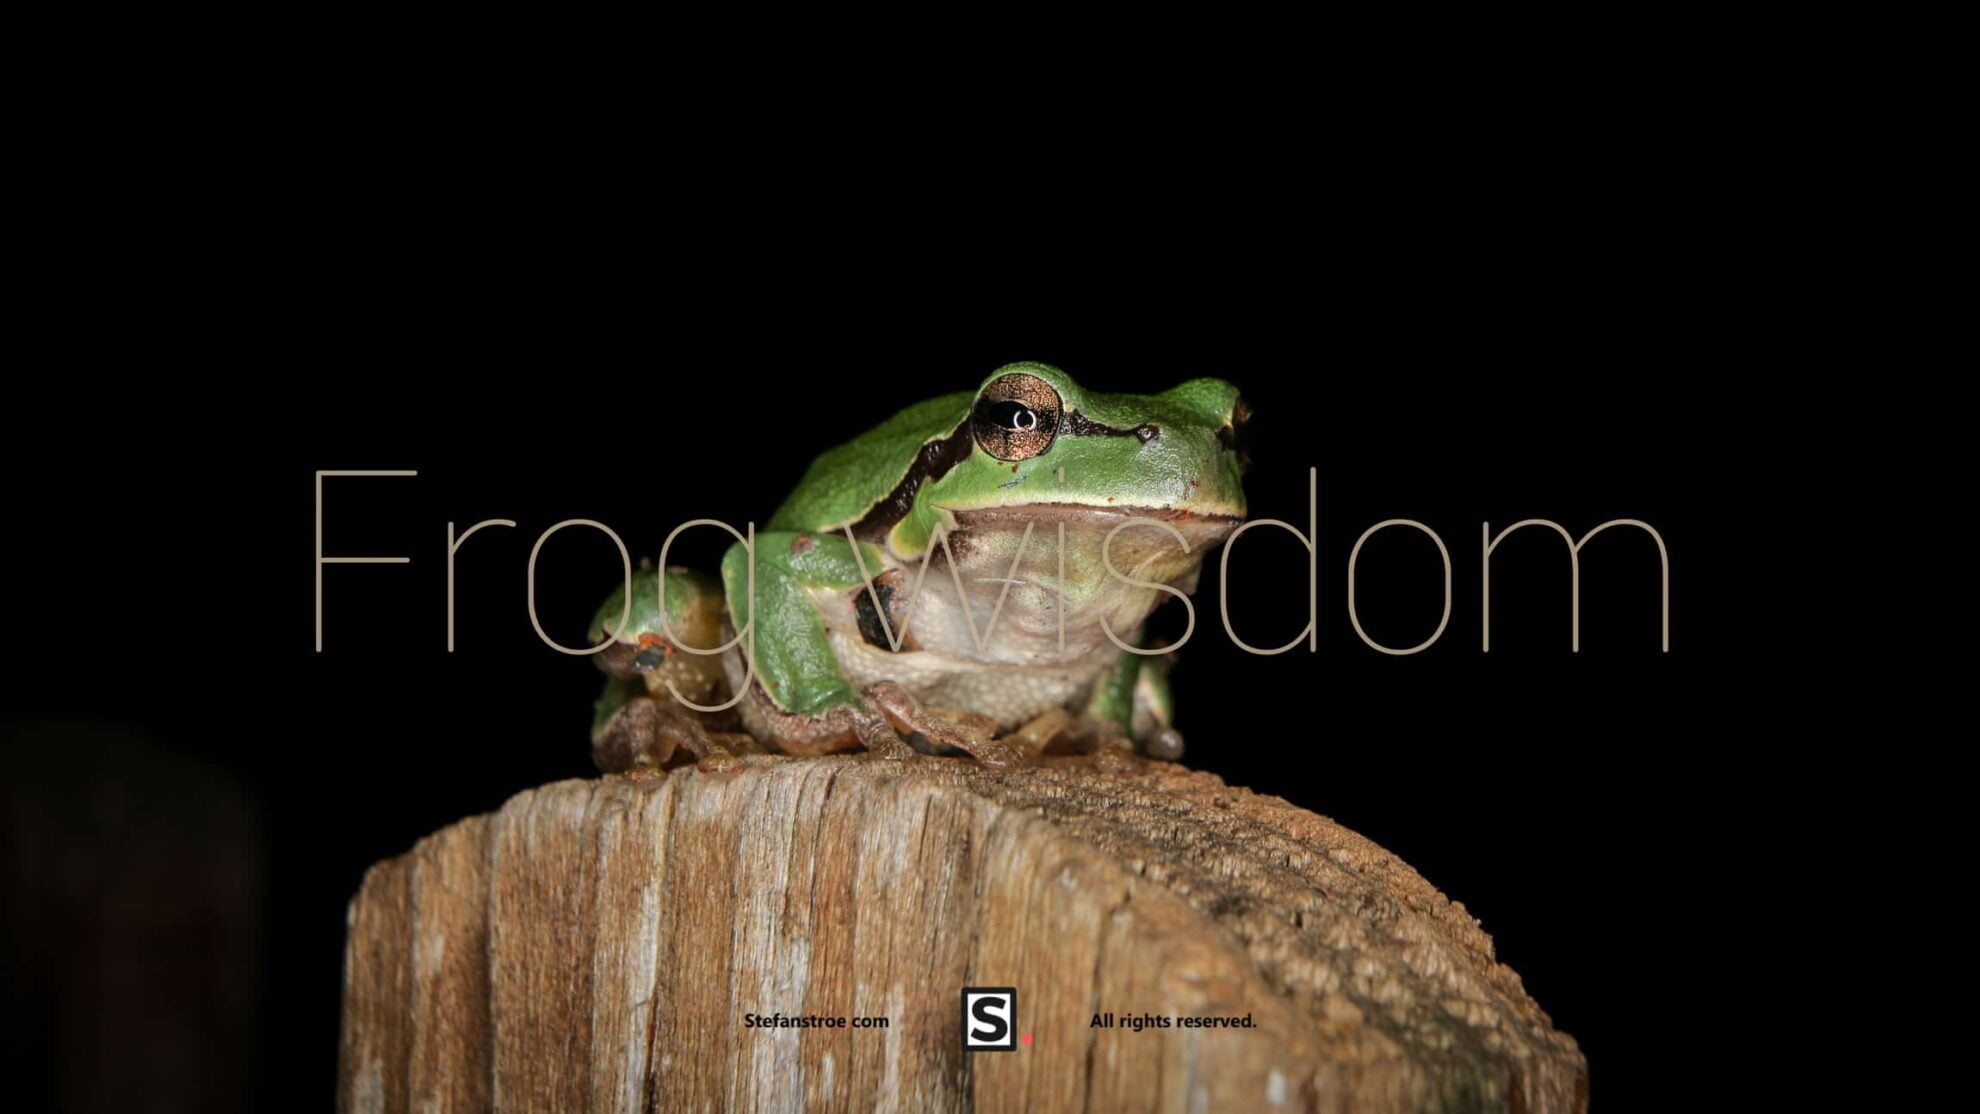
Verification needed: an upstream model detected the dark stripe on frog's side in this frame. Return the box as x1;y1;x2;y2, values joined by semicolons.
849;424;974;540
851;574;918;652
1064;410;1160;444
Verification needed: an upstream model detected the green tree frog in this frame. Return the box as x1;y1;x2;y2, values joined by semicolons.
587;362;1248;773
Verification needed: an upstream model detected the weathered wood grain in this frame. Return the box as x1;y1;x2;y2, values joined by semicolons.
339;757;1586;1113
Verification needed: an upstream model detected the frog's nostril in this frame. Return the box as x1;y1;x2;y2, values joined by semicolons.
1134;424;1159;445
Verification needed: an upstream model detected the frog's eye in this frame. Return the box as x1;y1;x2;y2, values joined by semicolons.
972;372;1061;461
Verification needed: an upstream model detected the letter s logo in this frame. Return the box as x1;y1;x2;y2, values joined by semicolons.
962;987;1017;1051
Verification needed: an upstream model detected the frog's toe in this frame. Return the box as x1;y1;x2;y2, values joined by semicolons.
919;720;1025;769
966;737;1027;770
620;764;669;785
853;717;920;761
1142;726;1185;762
694;749;744;775
708;731;769;756
1089;746;1143;775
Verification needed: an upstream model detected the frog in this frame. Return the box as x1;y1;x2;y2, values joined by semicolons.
586;361;1249;775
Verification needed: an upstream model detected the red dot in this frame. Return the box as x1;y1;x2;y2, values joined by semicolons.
1020;1033;1032;1045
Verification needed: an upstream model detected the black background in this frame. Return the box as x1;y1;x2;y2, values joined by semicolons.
4;216;1773;1111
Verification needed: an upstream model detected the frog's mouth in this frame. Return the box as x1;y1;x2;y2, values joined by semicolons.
951;503;1244;549
947;503;1241;594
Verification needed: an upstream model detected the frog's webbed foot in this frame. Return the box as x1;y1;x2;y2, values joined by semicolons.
864;681;1025;769
1004;707;1077;759
993;708;1131;772
594;693;685;773
1067;716;1146;774
1000;705;1176;772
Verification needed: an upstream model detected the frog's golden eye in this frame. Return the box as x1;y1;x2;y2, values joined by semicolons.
972;372;1061;461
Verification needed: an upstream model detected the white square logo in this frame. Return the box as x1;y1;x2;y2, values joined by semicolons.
962;987;1016;1051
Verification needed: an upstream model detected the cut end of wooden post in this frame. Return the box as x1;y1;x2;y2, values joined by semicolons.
338;757;1586;1113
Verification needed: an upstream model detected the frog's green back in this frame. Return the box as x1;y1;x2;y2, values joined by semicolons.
767;390;973;531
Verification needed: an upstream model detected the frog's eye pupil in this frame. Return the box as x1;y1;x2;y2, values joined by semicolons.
989;400;1036;431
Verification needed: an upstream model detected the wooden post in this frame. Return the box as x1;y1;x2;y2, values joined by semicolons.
338;757;1585;1113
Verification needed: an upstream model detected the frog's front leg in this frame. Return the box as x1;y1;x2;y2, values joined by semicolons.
729;679;917;761
721;533;1023;768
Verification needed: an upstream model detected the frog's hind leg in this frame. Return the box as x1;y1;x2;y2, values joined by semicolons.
590;564;763;775
591;675;759;776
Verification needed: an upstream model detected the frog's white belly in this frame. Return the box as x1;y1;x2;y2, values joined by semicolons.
823;628;1120;726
